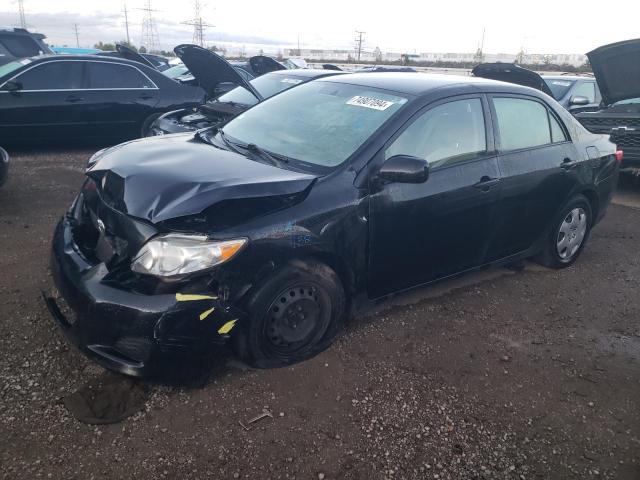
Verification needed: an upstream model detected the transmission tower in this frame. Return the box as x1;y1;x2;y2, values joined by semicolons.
17;0;27;28
73;23;80;48
182;0;214;47
123;3;131;45
354;30;365;62
139;0;160;52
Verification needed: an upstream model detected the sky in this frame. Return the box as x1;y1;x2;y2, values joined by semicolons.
2;0;639;54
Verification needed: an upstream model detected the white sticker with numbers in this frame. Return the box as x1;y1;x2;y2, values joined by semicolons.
346;95;394;111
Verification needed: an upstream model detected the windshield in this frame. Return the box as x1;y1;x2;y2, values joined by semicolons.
0;59;30;79
222;81;408;168
163;64;189;79
543;78;575;100
217;73;308;107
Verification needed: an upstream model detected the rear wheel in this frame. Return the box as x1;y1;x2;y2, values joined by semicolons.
535;194;592;268
233;261;345;368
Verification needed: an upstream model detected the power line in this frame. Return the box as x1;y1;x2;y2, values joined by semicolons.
17;0;26;28
354;30;365;62
182;0;214;47
73;23;80;48
123;3;131;45
138;0;160;52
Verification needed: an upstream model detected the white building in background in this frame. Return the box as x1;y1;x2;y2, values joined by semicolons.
283;48;587;67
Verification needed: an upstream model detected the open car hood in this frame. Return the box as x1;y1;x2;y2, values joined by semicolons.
174;44;262;100
115;44;157;70
472;63;554;98
587;38;640;105
248;55;287;76
87;134;316;224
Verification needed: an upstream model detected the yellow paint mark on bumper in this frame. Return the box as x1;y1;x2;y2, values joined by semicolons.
218;319;237;335
199;307;215;321
175;293;218;302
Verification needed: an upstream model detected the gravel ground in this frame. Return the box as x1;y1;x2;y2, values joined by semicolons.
1;148;639;479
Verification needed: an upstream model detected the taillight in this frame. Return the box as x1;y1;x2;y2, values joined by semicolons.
615;150;624;163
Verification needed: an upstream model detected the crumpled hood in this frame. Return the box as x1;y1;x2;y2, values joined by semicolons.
472;63;555;98
587;38;640;105
87;134;317;224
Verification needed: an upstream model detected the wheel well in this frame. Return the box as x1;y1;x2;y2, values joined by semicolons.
288;254;353;306
581;189;599;220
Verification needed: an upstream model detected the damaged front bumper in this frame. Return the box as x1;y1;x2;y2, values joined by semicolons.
45;217;244;377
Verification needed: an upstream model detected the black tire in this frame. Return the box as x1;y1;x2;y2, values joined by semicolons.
233;260;346;368
140;112;162;137
535;194;592;269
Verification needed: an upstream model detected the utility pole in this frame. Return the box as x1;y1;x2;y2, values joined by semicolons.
139;0;160;52
182;0;214;47
354;30;365;62
123;3;131;45
73;23;80;48
18;0;26;28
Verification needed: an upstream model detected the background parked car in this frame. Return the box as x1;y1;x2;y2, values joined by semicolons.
574;38;640;170
472;63;601;113
148;68;347;136
0;54;205;144
0;27;52;66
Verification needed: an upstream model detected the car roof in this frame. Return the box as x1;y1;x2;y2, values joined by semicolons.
318;72;525;96
267;68;348;79
24;54;155;68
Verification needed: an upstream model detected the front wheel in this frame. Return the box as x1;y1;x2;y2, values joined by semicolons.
233;261;345;368
535;194;592;268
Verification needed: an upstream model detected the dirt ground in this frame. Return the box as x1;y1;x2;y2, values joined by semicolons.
0;148;639;480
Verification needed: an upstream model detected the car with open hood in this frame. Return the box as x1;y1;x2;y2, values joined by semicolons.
170;44;286;97
147;68;347;136
96;44;171;71
472;63;601;113
0;54;205;144
574;39;640;169
46;73;620;377
0;27;53;66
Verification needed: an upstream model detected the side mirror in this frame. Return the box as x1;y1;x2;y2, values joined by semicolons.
569;95;589;106
378;155;429;184
2;80;22;92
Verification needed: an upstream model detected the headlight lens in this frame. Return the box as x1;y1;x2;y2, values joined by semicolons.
131;234;246;277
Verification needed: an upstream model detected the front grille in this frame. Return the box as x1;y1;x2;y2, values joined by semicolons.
611;134;640;149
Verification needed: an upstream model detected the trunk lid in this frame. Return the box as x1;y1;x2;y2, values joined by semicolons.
472;63;555;98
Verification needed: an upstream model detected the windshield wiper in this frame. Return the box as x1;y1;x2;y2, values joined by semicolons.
245;143;289;168
217;129;244;155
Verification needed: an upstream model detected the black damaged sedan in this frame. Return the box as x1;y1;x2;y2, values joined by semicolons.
47;73;620;376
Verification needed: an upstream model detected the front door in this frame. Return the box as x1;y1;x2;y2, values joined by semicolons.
368;95;502;298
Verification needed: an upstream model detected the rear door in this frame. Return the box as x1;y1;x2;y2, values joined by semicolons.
486;95;581;260
82;61;159;139
368;95;502;297
0;60;87;141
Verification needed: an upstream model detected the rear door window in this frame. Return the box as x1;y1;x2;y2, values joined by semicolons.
385;98;487;168
15;61;85;90
493;97;551;151
86;62;155;89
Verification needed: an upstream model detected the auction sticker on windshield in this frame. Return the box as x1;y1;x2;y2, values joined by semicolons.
281;78;303;84
346;95;395;111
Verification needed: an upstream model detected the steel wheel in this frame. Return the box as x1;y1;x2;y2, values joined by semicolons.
556;207;587;261
263;283;331;357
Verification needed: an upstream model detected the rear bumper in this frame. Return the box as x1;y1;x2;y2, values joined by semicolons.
618;147;640;169
46;217;244;377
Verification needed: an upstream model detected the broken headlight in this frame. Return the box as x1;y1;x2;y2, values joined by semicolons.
131;234;246;277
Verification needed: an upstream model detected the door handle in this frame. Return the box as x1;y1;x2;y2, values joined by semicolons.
65;95;84;103
138;93;154;100
561;157;578;170
473;176;500;191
